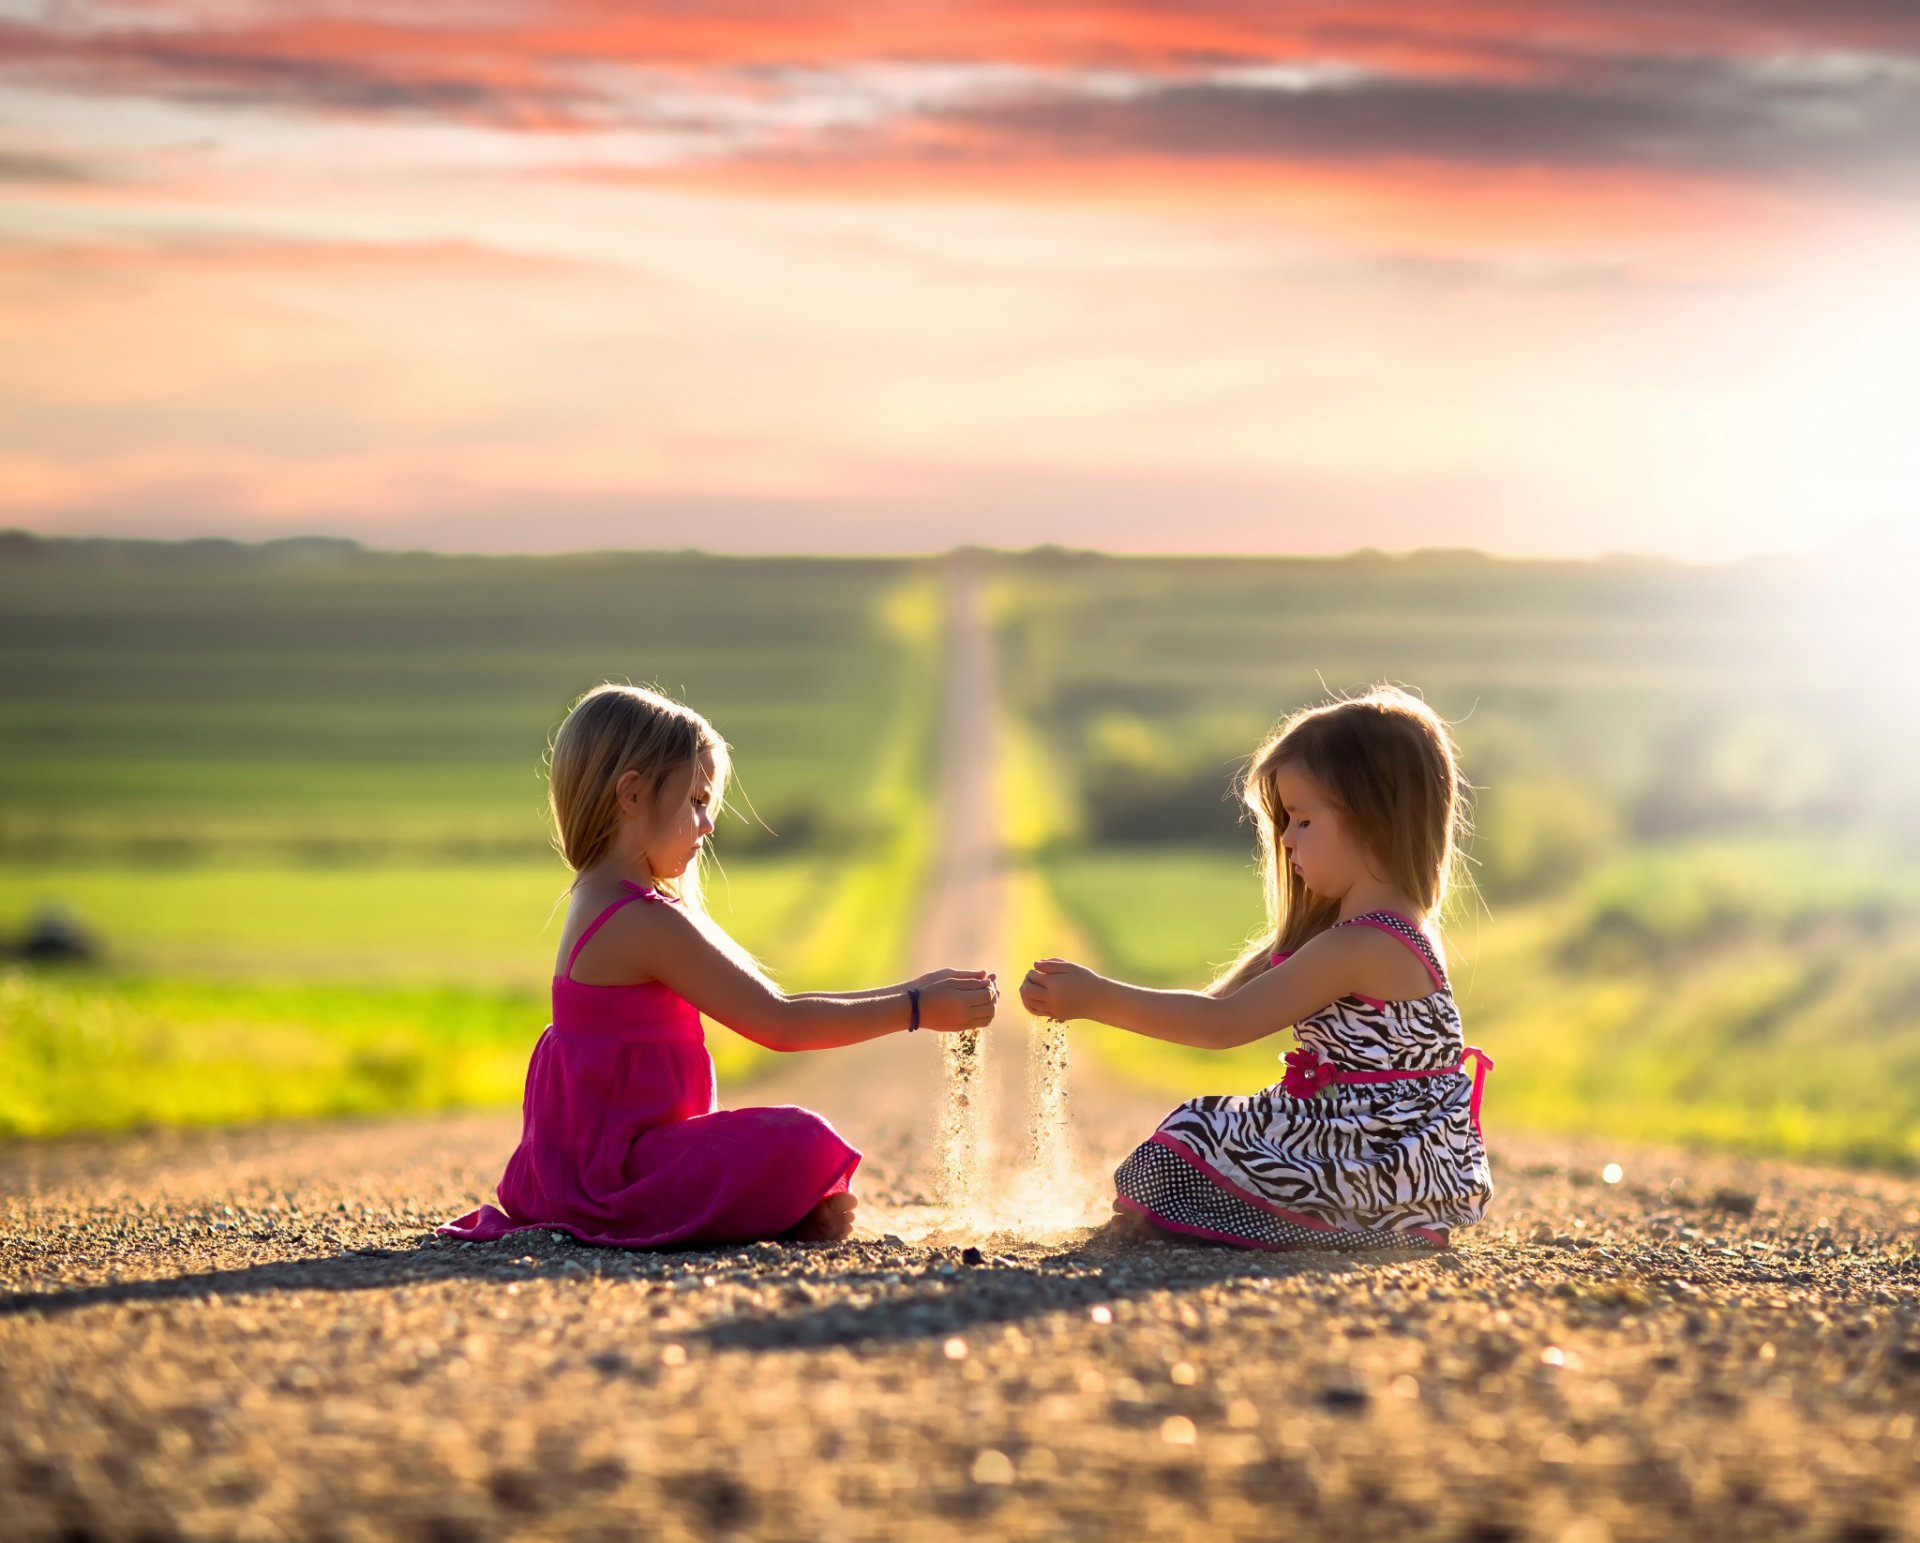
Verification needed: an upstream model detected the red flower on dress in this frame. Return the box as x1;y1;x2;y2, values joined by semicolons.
1281;1047;1340;1099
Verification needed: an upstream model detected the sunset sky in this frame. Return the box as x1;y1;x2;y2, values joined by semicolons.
3;0;1918;557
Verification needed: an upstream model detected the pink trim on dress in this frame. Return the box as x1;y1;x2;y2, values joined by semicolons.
1341;914;1448;992
1147;1131;1450;1248
1278;1045;1495;1135
1267;949;1416;1009
1461;1045;1494;1129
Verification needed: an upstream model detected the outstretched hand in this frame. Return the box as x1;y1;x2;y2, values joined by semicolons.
915;969;998;1032
1019;958;1099;1023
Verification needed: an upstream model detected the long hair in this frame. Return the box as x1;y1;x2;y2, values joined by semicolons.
1210;685;1469;995
546;683;731;913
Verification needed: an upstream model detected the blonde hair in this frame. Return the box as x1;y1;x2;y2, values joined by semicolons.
547;683;731;911
1211;685;1469;995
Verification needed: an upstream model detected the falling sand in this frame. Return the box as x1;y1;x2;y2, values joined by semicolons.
927;1015;1106;1241
902;560;1108;1243
934;1027;986;1215
1023;1017;1074;1202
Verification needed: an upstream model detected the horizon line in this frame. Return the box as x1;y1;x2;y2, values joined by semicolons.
0;526;1810;573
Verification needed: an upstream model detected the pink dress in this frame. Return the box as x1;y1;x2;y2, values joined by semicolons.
438;880;860;1247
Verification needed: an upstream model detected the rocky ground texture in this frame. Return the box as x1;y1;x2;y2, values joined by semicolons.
4;1106;1919;1543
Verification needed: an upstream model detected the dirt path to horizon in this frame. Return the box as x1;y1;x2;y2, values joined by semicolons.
747;554;1126;1239
4;564;1920;1540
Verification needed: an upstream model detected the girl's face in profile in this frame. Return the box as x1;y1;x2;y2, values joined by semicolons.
642;752;718;879
1274;763;1369;900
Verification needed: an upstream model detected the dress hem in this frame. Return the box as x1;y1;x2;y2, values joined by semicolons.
436;1148;860;1250
1142;1130;1452;1248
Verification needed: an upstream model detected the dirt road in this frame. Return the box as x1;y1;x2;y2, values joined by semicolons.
735;554;1012;1215
4;563;1919;1540
748;554;1106;1238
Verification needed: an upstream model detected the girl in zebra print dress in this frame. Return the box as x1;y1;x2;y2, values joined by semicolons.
1021;686;1492;1250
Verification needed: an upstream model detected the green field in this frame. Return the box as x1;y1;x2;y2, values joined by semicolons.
992;553;1920;1170
0;537;932;861
0;537;941;1137
8;537;1917;1166
0;854;833;1135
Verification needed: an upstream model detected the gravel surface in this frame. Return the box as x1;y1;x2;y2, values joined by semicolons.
4;1107;1919;1543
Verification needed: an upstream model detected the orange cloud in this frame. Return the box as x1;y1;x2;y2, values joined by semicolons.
9;2;1920;126
6;0;1918;556
25;2;1919;72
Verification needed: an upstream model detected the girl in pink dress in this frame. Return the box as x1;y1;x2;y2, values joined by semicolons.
441;683;997;1248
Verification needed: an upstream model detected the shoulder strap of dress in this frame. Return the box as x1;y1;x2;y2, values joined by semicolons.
562;881;659;980
1335;911;1449;992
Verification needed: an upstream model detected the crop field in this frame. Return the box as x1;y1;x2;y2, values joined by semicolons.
7;539;1917;1168
992;552;1920;1169
0;538;932;861
0;538;940;1137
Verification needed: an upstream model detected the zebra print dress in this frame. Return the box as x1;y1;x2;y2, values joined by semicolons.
1113;910;1493;1251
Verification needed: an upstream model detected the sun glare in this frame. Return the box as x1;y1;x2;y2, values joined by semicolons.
1699;252;1920;719
1759;265;1920;550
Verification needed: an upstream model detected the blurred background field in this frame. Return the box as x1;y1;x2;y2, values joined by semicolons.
991;551;1920;1170
4;535;1917;1170
7;0;1920;1181
0;536;938;1136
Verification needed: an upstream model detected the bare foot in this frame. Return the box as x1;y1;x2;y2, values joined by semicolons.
1089;1199;1169;1245
788;1192;857;1243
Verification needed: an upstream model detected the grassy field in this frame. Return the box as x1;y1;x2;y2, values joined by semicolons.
0;538;930;860
0;538;942;1138
10;538;1917;1165
0;854;830;1135
994;552;1920;1170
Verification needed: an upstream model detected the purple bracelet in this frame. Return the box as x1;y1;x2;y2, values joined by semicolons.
907;986;921;1033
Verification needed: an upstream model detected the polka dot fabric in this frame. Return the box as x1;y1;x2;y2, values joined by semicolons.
1116;1142;1442;1252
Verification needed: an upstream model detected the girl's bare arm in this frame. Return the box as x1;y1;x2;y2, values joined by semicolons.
627;903;994;1050
788;970;985;1004
1021;930;1368;1049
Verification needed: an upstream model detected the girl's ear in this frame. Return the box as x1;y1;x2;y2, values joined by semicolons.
615;768;647;817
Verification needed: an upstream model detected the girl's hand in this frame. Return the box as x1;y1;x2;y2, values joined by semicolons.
1020;958;1100;1022
917;970;998;1033
911;968;991;995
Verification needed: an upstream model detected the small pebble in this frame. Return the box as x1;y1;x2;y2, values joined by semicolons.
970;1449;1015;1485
